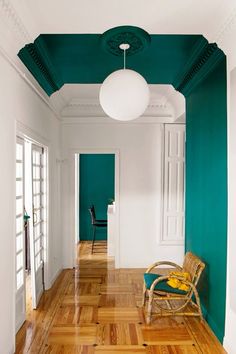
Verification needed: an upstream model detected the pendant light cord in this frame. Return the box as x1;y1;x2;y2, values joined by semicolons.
120;43;130;70
123;48;126;70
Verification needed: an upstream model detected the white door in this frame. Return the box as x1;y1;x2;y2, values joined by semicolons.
15;137;26;332
162;124;185;245
31;144;45;309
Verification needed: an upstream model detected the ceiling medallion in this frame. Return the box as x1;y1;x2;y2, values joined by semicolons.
99;26;151;121
101;25;151;56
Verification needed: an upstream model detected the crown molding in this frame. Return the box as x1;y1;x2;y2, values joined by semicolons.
60;115;175;125
173;37;225;97
50;90;67;114
208;5;236;70
0;0;31;63
0;0;61;121
211;6;236;47
0;0;31;44
0;43;61;121
173;36;208;89
60;99;174;118
18;36;63;96
52;83;183;120
68;97;169;107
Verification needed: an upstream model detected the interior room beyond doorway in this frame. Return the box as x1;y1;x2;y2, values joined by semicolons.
77;153;115;254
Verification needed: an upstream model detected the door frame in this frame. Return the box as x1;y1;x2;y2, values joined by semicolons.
15;121;50;312
69;148;120;268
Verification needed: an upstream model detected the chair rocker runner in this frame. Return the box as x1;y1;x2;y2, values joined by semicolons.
142;252;205;324
88;205;107;253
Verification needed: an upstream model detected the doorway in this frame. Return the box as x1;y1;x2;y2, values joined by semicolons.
74;150;119;266
79;154;115;241
15;136;48;333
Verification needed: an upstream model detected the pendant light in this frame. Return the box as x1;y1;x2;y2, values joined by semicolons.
99;43;150;121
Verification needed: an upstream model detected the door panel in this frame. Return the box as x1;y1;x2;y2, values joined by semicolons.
15;137;25;332
31;145;45;309
162;124;185;245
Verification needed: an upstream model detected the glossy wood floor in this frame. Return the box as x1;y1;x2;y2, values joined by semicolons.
16;241;226;353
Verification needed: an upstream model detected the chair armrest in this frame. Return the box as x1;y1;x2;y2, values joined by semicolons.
145;261;182;273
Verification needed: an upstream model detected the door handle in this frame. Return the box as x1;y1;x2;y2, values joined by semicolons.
33;208;38;226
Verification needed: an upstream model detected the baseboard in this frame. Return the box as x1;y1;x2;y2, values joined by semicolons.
10;344;15;354
49;268;63;289
223;336;236;354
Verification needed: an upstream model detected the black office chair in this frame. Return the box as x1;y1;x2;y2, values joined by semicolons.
88;205;107;253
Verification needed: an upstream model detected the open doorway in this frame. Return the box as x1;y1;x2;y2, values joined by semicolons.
76;153;115;254
15;136;48;333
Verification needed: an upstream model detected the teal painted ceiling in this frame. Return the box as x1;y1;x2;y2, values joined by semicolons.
18;33;224;97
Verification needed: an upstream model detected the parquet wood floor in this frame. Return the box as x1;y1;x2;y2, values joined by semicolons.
16;241;226;353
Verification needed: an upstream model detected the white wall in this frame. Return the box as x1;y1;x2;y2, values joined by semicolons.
61;122;184;269
224;64;236;354
218;22;236;354
0;52;61;353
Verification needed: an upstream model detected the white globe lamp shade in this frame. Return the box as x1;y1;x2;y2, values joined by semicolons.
99;69;150;121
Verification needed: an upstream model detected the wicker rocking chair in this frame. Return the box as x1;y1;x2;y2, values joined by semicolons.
142;252;205;324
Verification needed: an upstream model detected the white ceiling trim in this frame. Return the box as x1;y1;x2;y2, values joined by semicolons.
60;103;175;119
19;0;234;41
2;0;236;57
60;116;176;125
208;4;236;45
52;83;184;121
0;36;61;121
0;0;31;44
0;0;61;121
209;4;236;68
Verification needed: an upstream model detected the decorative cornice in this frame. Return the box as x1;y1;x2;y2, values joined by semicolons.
213;7;236;46
209;5;236;69
18;36;63;96
0;1;61;116
173;37;208;89
0;0;61;121
0;0;31;44
67;98;168;109
61;100;173;118
173;37;225;97
0;44;61;121
60;116;175;125
64;103;170;109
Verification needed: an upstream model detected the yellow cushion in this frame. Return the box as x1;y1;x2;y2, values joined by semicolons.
167;271;191;292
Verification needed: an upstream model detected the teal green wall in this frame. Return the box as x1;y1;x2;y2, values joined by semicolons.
185;57;227;342
79;154;115;241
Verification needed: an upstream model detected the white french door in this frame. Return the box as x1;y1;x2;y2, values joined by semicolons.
31;144;45;309
15;137;26;332
15;137;47;333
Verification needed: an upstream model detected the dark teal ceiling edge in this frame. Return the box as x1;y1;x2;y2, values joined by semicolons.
173;37;209;89
173;38;225;97
18;34;225;97
18;36;63;96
